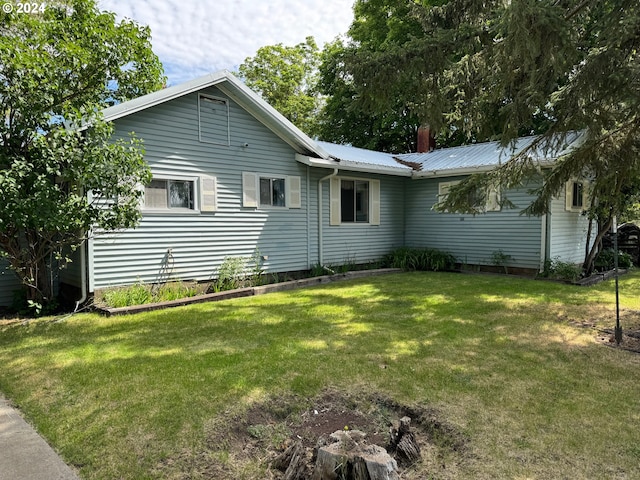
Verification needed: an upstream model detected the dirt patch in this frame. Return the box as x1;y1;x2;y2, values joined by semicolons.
155;389;468;479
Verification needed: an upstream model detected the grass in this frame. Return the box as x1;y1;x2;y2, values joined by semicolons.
1;271;640;478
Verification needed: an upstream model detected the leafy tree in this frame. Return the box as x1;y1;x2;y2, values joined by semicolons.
0;0;165;310
238;36;321;134
348;0;640;273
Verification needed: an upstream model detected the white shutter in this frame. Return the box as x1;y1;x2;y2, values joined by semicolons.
370;179;380;225
485;187;501;212
565;180;574;211
330;177;341;225
287;176;301;208
242;172;258;207
200;175;217;212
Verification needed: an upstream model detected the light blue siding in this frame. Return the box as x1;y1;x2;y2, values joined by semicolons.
405;176;544;269
91;87;314;289
313;170;406;266
548;195;591;264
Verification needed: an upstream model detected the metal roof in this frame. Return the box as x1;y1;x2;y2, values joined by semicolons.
316;141;412;174
101;71;329;159
395;132;585;177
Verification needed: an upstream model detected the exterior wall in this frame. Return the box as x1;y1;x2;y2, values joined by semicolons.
0;259;20;307
91;87;315;290
404;176;544;269
310;169;406;267
548;194;591;264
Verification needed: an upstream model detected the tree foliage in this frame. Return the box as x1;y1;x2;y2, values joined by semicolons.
238;36;321;134
0;0;165;309
342;0;640;273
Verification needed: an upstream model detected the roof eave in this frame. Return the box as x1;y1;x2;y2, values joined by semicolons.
296;154;412;176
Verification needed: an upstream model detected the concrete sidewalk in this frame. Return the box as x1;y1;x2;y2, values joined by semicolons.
0;395;80;480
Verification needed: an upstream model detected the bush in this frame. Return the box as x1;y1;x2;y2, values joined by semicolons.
594;249;633;271
384;247;456;272
542;257;583;282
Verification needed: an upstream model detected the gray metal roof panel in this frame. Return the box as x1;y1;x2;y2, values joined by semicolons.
316;141;411;172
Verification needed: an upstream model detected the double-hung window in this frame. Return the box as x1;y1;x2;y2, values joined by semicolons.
565;179;588;212
259;177;286;207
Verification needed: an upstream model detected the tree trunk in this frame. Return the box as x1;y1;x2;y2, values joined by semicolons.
583;216;613;275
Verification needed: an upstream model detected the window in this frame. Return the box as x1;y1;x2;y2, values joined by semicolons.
565;179;588;212
144;175;217;212
329;177;380;225
437;180;500;213
198;94;230;145
341;179;369;222
146;179;194;209
260;177;286;207
242;172;301;209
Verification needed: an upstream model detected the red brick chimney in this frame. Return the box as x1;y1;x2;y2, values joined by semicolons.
417;125;436;153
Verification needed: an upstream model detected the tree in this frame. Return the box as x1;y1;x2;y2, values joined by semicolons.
0;0;165;310
238;36;321;135
315;0;427;152
346;0;640;273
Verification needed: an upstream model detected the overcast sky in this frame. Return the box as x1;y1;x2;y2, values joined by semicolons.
99;0;355;86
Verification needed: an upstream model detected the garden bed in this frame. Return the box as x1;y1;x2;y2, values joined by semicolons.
96;268;401;316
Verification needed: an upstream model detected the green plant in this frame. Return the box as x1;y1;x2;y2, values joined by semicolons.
248;249;265;286
384;247;456;272
594;249;633;271
490;249;512;274
213;256;248;292
103;281;153;308
542;257;583;282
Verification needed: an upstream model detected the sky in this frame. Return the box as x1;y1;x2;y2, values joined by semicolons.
99;0;355;87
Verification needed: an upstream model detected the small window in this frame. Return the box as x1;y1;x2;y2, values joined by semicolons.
437;180;500;213
341;180;369;223
198;94;230;145
565;179;588;212
242;172;301;209
329;177;380;225
145;179;195;210
260;177;286;207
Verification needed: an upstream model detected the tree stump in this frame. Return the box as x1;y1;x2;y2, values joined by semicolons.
388;416;421;465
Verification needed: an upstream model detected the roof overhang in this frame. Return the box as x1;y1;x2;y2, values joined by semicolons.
296;154;413;177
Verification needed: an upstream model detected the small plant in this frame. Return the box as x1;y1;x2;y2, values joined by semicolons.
248;249;265;286
213;256;248;292
384;247;456;272
490;249;512;274
542;257;583;282
103;281;153;308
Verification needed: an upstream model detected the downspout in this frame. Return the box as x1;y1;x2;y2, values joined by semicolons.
318;168;338;266
74;239;88;312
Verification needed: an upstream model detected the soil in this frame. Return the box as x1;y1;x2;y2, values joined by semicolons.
155;390;469;479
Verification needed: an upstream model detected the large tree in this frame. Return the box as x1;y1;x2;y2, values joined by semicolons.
238;36;321;134
346;0;640;273
0;0;165;310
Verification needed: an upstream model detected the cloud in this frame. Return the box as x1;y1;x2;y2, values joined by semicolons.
99;0;354;85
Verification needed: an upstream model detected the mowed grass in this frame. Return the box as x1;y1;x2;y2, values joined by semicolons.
1;271;640;479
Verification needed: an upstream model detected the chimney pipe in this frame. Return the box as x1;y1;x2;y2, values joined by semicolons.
417;125;435;153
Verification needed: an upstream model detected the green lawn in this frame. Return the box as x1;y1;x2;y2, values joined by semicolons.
1;271;640;479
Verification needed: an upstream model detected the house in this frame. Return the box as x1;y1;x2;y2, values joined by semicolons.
0;71;590;307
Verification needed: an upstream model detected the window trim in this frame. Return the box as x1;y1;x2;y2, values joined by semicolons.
143;174;217;214
437;180;501;213
198;94;230;146
242;172;302;209
329;176;380;226
565;179;588;212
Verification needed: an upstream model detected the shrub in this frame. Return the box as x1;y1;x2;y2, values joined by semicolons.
384;247;456;272
594;249;633;271
213;256;248;292
542;257;583;282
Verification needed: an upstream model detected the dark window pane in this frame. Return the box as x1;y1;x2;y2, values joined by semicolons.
341;180;355;222
573;182;583;208
272;178;286;207
355;181;369;222
260;178;272;205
